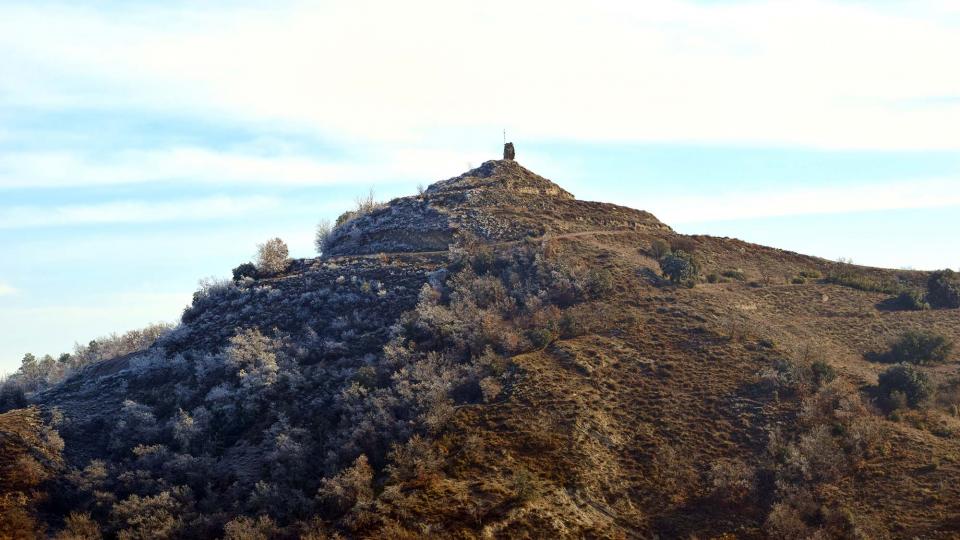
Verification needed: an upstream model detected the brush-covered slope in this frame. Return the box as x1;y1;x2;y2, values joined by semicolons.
2;159;960;539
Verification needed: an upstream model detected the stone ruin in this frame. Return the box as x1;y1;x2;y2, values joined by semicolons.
503;142;515;160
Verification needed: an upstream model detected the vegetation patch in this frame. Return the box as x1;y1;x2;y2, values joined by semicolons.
878;364;934;410
869;331;954;365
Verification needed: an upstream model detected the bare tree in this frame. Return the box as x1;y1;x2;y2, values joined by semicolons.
256;238;289;275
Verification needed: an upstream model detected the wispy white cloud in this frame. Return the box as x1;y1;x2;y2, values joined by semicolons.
0;146;487;188
1;1;959;151
0;195;282;228
651;177;960;223
0;283;16;297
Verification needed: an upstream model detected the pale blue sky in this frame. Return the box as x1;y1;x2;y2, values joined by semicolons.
1;0;959;373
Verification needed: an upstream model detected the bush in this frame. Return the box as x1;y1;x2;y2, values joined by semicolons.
888;290;929;311
882;331;953;365
232;262;257;281
660;251;700;287
585;269;614;299
255;238;289;275
649;239;671;260
927;270;960;309
721;269;746;281
878;364;934;409
810;360;836;388
315;219;333;256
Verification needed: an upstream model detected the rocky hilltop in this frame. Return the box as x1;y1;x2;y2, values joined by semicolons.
324;158;667;256
2;154;960;539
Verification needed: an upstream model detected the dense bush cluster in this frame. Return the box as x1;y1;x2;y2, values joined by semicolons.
8;239;602;538
927;269;960;309
878;364;934;409
874;330;954;366
0;324;172;399
762;365;884;538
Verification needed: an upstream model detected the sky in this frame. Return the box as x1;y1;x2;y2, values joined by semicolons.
1;0;959;374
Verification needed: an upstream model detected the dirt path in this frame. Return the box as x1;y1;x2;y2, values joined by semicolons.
325;229;642;261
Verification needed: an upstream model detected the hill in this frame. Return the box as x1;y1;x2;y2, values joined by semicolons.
2;153;959;538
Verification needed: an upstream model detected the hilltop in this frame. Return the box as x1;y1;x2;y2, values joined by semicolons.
2;151;960;538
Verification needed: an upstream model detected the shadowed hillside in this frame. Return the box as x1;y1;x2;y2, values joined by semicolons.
2;155;959;538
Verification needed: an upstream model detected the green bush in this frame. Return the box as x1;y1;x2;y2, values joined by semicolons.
798;270;821;279
232;262;258;281
649;239;671;260
721;269;746;281
586;269;615;299
888;290;929;311
810;360;836;388
660;251;700;287
883;331;953;365
927;270;960;309
878;364;933;409
791;277;806;285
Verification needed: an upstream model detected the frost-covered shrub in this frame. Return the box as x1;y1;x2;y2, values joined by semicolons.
315;219;333;256
110;486;192;539
226;329;280;388
316;455;374;515
222;515;277;540
256;238;289;275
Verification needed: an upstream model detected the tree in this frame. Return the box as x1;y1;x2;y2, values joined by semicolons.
315;219;333;255
255;238;289;275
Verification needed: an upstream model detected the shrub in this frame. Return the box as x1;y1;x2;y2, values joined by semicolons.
316;454;373;514
223;515;276;540
927;270;960;309
881;331;953;365
255;238;289;275
232;262;257;281
810;360;836;388
791;277;806;285
888;290;930;311
315;219;333;255
55;512;102;540
670;237;698;253
585;269;614;299
707;458;755;503
649;239;671;260
660;251;700;287
878;364;934;409
721;269;746;281
227;328;280;388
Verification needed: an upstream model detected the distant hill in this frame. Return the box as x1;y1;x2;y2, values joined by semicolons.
2;154;959;538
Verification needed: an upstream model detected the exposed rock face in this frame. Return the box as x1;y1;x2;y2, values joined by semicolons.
322;159;669;257
503;142;515;160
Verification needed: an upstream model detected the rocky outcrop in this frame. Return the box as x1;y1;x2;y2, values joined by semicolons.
322;159;669;257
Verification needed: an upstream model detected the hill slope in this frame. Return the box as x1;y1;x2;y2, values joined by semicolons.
3;158;960;539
